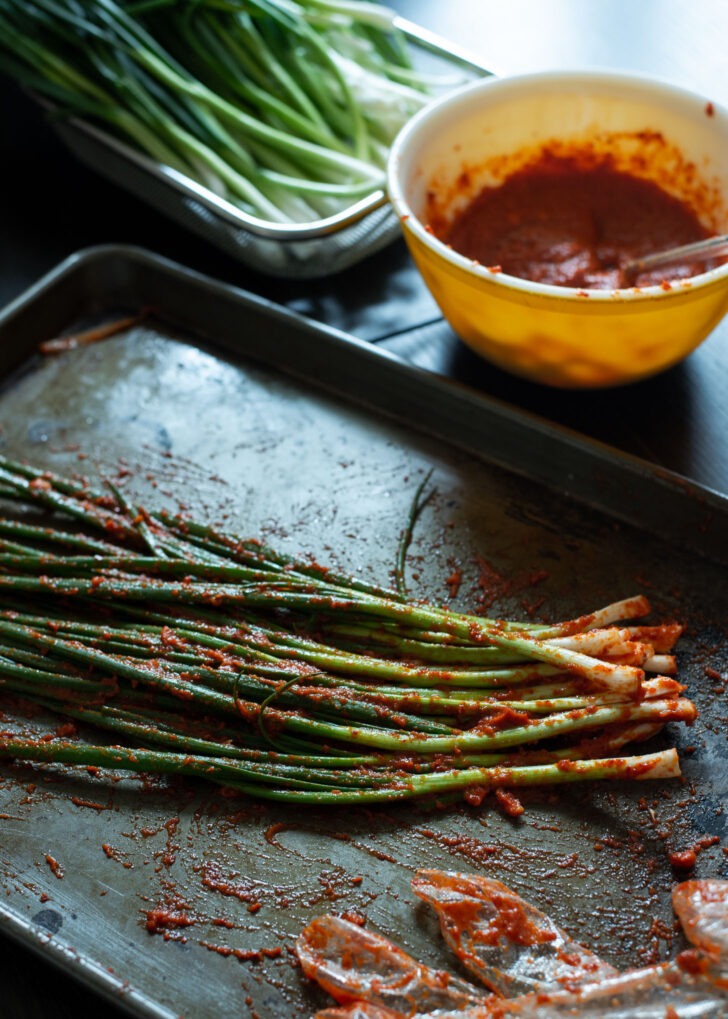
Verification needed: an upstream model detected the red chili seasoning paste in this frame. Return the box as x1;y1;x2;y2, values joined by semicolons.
443;153;720;289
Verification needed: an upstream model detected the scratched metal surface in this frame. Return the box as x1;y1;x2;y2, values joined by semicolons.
0;249;726;1019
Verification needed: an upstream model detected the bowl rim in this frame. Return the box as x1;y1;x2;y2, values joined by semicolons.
386;68;728;303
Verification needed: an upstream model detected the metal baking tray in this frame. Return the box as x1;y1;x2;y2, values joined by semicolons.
44;20;487;279
0;245;726;1019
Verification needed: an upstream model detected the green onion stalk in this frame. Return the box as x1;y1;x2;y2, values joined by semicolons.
0;453;695;805
0;0;473;222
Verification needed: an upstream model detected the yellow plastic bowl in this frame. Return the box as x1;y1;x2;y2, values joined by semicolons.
387;70;728;388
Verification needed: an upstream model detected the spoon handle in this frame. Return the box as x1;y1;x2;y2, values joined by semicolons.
625;234;728;277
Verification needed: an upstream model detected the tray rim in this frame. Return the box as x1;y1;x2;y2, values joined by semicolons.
0;899;169;1019
2;243;727;533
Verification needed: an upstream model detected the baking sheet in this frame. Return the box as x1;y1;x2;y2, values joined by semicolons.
0;246;726;1019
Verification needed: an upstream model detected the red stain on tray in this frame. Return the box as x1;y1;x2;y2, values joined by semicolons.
45;854;64;879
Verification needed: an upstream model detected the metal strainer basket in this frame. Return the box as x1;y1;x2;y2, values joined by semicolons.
48;20;488;280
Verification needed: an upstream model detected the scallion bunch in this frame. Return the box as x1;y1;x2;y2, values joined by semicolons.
0;454;695;805
0;0;461;222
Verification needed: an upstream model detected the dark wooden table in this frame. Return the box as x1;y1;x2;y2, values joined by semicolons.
1;2;727;1016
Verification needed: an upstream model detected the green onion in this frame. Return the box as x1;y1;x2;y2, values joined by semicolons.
0;453;695;806
0;0;468;223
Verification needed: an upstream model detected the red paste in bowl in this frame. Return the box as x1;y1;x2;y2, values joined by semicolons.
443;153;720;289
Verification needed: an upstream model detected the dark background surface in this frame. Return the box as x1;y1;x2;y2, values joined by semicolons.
1;2;727;1016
